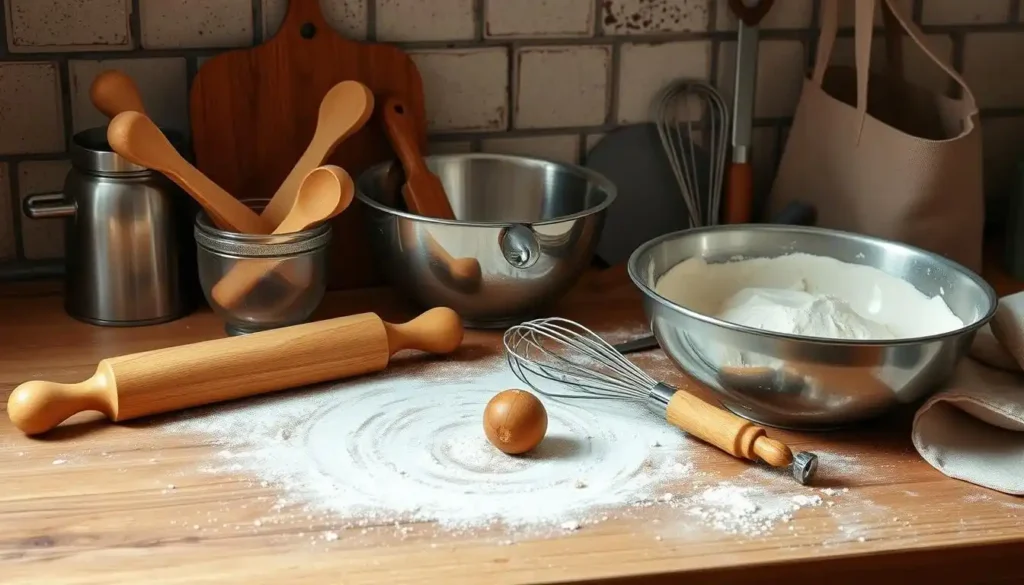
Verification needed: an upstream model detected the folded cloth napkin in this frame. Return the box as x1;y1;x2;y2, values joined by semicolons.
911;292;1024;496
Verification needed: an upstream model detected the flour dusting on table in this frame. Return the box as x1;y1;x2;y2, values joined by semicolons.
156;322;863;540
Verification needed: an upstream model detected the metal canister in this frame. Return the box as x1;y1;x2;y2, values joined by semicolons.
23;127;197;326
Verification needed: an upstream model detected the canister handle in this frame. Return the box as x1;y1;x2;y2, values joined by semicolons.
24;192;76;219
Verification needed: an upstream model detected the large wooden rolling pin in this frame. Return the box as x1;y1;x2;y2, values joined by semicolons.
7;307;464;436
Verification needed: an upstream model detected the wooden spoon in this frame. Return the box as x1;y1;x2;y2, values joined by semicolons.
382;96;456;219
90;69;146;119
260;80;374;227
107;111;271;234
210;165;355;308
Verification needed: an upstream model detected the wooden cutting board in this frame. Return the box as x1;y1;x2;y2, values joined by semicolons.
189;0;427;290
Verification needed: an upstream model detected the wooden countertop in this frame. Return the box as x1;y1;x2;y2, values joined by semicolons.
0;267;1022;585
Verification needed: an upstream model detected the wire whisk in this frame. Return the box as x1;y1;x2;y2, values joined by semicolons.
503;317;819;485
652;80;729;228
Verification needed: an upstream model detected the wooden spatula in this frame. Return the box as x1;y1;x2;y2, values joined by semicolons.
382;96;456;219
90;69;146;118
260;80;374;227
211;165;355;308
107;111;272;234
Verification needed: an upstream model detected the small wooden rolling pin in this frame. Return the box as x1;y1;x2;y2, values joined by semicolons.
7;307;463;436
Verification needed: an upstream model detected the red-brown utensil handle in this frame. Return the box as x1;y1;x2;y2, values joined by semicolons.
724;161;754;224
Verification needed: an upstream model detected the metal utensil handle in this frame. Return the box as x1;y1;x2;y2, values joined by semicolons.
24;192;76;219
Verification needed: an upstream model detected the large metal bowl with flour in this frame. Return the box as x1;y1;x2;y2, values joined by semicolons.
627;225;998;430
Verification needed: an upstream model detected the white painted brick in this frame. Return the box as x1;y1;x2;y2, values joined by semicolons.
0;62;65;156
837;0;913;28
18;160;70;260
411;48;509;132
617;41;711;123
0;163;14;261
140;0;253;49
262;0;367;40
964;32;1024;109
68;59;189;136
981;116;1024;200
6;0;132;52
829;33;954;96
585;133;605;154
481;135;580;165
717;40;806;119
376;0;475;42
485;0;593;38
602;0;709;34
516;46;609;129
715;0;812;31
922;0;1009;25
428;141;474;155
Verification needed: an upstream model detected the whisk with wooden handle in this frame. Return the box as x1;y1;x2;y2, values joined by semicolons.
502;317;818;485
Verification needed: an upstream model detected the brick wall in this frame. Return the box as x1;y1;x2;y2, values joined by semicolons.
1;0;1022;277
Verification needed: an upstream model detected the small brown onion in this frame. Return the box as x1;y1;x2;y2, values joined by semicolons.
483;389;548;455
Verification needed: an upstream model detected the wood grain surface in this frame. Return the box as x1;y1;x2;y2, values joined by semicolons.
0;267;1022;585
188;0;427;291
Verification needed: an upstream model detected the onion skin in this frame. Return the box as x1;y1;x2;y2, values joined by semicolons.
483;389;548;455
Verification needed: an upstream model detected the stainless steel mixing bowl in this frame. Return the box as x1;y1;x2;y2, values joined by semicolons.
356;153;615;328
628;225;998;430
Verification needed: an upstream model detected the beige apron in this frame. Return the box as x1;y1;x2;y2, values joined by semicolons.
768;0;984;273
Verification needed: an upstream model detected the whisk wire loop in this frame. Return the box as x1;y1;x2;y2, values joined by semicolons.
503;317;657;402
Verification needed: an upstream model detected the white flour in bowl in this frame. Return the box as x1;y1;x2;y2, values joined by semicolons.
655;253;964;340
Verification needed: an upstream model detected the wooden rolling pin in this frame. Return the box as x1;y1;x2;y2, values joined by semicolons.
7;307;464;436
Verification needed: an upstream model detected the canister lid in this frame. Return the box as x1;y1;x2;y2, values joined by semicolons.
70;126;188;175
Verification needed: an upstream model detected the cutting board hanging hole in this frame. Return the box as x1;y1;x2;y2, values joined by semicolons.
301;23;317;39
394;103;405;115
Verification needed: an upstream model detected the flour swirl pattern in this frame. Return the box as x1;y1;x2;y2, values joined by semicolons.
295;377;691;528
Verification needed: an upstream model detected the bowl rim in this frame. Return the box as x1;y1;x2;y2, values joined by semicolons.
626;223;1000;346
353;153;618;227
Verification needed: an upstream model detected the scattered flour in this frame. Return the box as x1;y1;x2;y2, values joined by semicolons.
154;336;861;541
161;361;697;532
654;253;965;340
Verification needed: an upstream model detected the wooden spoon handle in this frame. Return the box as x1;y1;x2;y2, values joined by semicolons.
665;389;793;468
107;111;270;234
90;70;146;118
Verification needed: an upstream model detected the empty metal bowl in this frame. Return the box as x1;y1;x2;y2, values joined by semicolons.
628;225;998;430
356;153;615;328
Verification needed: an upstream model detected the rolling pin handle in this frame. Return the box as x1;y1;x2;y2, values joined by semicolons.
383;307;464;356
7;366;117;436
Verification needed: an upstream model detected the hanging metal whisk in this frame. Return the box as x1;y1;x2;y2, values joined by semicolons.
503;317;818;485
